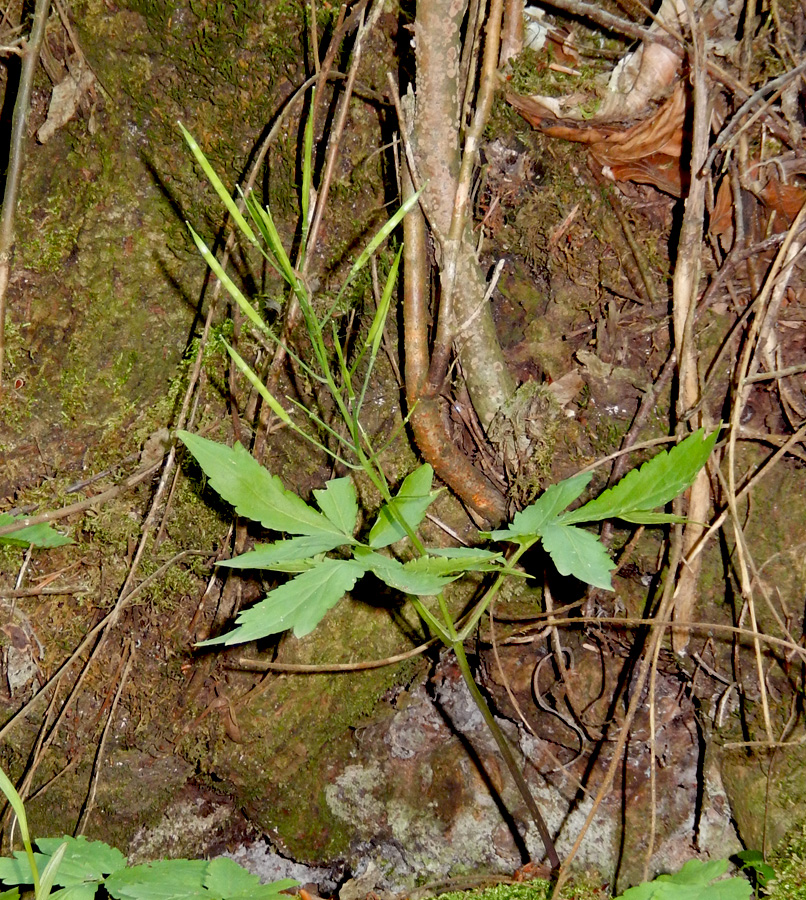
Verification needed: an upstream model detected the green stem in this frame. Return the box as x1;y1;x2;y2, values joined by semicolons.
451;637;561;871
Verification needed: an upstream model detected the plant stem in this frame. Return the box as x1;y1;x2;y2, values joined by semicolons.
450;632;561;870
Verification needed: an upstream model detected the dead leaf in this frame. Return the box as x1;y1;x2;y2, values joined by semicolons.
508;82;687;196
38;65;97;144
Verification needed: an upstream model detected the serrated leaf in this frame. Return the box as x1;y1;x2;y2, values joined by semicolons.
561;429;718;526
369;465;438;548
0;853;35;885
105;860;208;900
487;472;592;543
34;838;126;886
541;523;615;590
618;858;751;900
0;888;20;900
217;535;352;569
617;511;689;525
198;558;366;645
313;478;358;536
354;548;454;595
179;432;339;537
413;548;506;576
50;886;99;900
204;858;296;900
0;514;72;549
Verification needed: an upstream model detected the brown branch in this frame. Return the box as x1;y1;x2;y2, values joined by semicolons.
0;0;51;393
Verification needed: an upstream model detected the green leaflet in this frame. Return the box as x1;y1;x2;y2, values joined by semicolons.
618;858;751;900
34;838;126;886
412;547;507;576
561;429;718;526
354;548;456;596
105;859;209;900
369;464;439;548
0;829;296;900
217;535;350;569
203;860;296;900
178;432;340;538
0;836;126;900
0;514;72;548
541;522;616;591
486;472;592;543
198;558;367;645
313;477;358;536
50;887;98;900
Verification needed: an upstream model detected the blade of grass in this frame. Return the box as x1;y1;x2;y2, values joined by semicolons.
179;122;257;245
243;192;301;290
353;245;401;417
300;90;316;257
36;841;66;900
337;187;423;299
0;767;40;896
187;225;271;337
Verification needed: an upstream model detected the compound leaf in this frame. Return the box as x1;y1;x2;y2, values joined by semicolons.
541;523;615;591
198;558;366;645
179;432;339;538
354;548;454;596
369;465;438;548
618;858;751;900
561;430;718;526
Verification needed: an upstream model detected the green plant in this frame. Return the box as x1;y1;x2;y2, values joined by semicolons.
0;766;296;900
617;858;752;900
177;121;718;870
735;850;775;898
0;515;72;549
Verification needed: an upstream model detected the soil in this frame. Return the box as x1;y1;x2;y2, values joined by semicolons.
1;1;806;897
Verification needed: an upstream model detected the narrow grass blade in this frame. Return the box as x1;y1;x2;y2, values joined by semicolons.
0;768;38;895
300;90;315;256
187;225;270;337
342;187;423;288
243;191;298;288
222;340;292;426
352;244;401;387
36;842;66;900
178;122;257;244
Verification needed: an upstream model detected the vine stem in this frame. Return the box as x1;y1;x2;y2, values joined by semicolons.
432;589;560;871
450;637;561;871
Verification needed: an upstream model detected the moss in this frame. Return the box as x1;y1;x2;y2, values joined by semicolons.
769;821;806;899
431;871;608;900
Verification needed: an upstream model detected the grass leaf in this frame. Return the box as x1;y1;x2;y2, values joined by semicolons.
178;123;257;245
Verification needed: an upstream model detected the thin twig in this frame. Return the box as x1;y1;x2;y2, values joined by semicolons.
75;640;135;835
